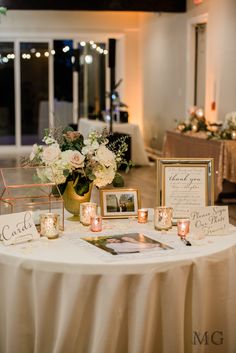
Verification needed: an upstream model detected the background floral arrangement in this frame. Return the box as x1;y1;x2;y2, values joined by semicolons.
176;107;236;140
26;126;131;196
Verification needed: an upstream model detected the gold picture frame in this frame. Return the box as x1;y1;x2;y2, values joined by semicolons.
156;158;214;221
100;188;141;218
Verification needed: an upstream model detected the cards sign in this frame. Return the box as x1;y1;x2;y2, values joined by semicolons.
0;211;40;245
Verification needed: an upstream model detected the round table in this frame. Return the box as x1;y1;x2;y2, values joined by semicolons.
0;218;236;353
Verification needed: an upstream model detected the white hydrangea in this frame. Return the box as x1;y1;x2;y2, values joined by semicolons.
82;140;100;155
43;135;57;145
94;145;116;167
93;165;116;188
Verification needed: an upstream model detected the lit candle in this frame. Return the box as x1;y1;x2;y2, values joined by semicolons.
154;207;173;231
231;131;236;140
90;215;102;232
138;208;148;223
177;219;190;238
40;213;60;239
80;202;97;226
191;123;198;132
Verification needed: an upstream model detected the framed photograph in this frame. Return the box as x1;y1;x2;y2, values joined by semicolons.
156;158;214;221
100;188;141;218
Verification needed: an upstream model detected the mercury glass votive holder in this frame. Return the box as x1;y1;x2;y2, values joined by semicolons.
80;202;97;226
154;207;173;231
90;215;102;232
40;213;60;239
177;219;190;238
138;209;148;223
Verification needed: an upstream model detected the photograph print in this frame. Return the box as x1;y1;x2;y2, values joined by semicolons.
100;188;140;218
82;233;173;256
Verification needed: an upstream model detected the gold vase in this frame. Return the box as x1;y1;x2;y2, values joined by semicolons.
63;181;92;221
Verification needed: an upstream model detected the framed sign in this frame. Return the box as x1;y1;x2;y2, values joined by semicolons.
100;188;140;218
156;158;214;221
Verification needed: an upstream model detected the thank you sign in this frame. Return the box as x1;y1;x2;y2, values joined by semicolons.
189;206;229;236
0;211;40;245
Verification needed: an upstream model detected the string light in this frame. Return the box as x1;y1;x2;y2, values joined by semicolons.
0;41;108;65
62;45;70;53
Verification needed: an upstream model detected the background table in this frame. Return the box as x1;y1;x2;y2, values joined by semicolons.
78;118;149;166
163;130;236;200
0;216;236;353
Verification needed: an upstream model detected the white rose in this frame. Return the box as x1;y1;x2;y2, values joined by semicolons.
42;144;61;164
93;165;116;188
70;151;85;168
94;145;116;167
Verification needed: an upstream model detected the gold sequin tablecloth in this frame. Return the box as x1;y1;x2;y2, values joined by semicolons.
163;130;236;200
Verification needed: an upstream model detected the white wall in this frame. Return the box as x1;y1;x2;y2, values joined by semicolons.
139;0;236;150
139;12;187;150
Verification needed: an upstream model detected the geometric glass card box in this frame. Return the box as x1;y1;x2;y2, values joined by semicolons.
0;167;64;230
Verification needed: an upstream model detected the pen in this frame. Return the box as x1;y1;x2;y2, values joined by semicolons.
181;237;192;246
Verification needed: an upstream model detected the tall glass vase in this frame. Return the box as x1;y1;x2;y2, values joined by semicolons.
63;181;93;221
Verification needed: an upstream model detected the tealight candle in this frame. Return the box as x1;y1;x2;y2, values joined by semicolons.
40;213;60;239
80;202;97;226
138;209;148;223
90;215;102;232
154;207;173;231
177;219;190;238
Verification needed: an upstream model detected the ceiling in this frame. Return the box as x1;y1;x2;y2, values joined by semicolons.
0;0;186;12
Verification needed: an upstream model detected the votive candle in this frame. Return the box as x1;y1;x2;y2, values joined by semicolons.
138;209;148;223
40;213;60;239
177;219;190;238
231;130;236;140
154;207;173;231
80;202;97;226
90;215;102;232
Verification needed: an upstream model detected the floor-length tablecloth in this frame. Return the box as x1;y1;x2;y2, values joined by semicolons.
0;217;236;353
78;118;149;166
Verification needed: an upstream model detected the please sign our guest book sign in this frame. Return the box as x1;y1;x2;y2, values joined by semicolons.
0;211;40;245
189;206;229;236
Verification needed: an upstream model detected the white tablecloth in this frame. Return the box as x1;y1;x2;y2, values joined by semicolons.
38;101;73;139
0;215;236;353
78;118;149;166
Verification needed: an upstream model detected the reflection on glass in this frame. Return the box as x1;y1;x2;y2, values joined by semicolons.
0;42;15;145
20;42;49;145
79;42;106;118
53;40;73;128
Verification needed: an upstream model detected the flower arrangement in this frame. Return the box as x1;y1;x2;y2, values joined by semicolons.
175;107;236;140
176;107;208;133
26;126;130;196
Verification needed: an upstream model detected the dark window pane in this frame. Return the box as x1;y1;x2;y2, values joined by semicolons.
20;42;49;145
0;42;15;145
79;42;106;118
